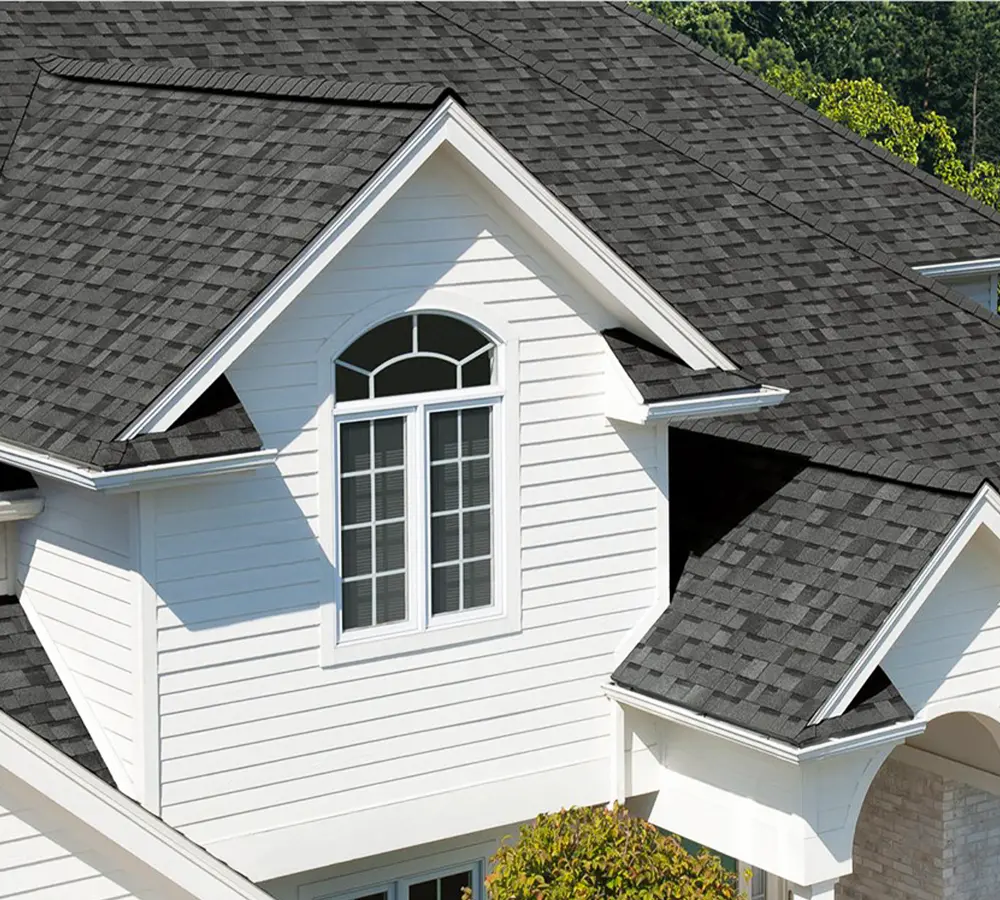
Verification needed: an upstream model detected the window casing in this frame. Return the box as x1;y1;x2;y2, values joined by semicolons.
330;313;505;655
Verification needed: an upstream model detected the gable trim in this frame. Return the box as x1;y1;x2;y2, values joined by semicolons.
117;97;733;441
0;709;273;900
810;482;1000;724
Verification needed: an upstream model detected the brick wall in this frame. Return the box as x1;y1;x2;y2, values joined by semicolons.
836;759;944;900
833;757;1000;900
943;780;1000;899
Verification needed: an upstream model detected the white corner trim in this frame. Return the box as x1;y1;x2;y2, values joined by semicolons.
602;682;924;764
0;490;44;522
118;96;732;441
810;482;1000;725
0;437;277;492
914;256;1000;278
608;383;789;426
131;491;161;815
0;710;274;900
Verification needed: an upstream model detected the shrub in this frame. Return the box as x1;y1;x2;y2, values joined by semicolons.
483;804;741;900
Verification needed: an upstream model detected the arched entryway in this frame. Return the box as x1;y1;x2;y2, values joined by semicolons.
838;712;1000;900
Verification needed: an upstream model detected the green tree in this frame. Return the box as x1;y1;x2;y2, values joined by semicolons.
484;804;741;900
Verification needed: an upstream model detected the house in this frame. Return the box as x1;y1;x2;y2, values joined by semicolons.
3;4;1000;899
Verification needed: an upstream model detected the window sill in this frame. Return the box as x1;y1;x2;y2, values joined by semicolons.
320;607;520;667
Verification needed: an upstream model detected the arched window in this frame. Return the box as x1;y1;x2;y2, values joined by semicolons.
334;313;498;635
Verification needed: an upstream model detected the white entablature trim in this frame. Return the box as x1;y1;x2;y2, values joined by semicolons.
0;710;274;900
811;481;1000;725
117;95;734;441
603;682;926;764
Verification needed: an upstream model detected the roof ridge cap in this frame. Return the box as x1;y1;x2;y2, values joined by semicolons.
615;3;1000;236
33;54;452;108
679;420;984;496
423;6;1000;338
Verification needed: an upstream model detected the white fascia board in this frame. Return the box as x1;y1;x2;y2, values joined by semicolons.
118;97;732;441
810;482;1000;725
0;490;44;522
603;683;924;764
0;711;274;900
0;436;277;492
607;383;789;426
914;256;1000;278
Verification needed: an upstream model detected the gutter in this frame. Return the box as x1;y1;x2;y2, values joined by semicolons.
608;384;789;427
602;682;925;764
0;438;278;492
913;256;1000;278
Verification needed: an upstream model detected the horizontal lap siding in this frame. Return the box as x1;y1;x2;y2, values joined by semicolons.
884;528;1000;717
16;481;134;791
159;156;660;844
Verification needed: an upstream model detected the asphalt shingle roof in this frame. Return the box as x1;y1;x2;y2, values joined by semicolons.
0;57;434;466
1;4;998;746
604;328;760;402
0;4;999;474
613;429;968;745
0;596;112;782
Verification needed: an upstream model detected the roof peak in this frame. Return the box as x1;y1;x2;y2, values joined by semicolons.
34;54;452;108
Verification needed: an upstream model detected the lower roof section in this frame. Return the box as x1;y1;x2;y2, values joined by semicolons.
613;427;970;747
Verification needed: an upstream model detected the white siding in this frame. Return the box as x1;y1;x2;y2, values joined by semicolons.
0;771;187;900
17;480;134;793
883;525;1000;721
938;272;998;312
154;151;663;874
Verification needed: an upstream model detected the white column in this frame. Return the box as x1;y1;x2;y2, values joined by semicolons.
789;879;838;900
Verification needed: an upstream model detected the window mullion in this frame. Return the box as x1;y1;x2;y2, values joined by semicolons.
413;407;427;633
457;410;465;612
369;422;377;628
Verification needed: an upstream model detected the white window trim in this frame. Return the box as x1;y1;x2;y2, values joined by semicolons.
310;861;485;900
319;295;521;667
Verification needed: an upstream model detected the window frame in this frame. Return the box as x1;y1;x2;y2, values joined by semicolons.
309;861;484;900
320;303;520;667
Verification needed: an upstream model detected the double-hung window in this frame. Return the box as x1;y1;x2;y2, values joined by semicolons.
333;313;499;641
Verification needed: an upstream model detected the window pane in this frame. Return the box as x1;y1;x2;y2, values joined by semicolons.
464;560;491;608
408;880;437;900
374;418;405;468
354;893;389;900
440;871;473;900
340;422;371;472
462;458;490;508
417;313;489;361
463;509;491;558
374;470;405;519
375;356;457;398
343;579;372;630
335;364;370;402
341;474;371;526
461;348;493;387
375;521;405;572
342;527;372;578
430;411;458;461
461;408;490;456
432;565;461;614
430;462;460;512
340;316;412;371
432;513;460;563
375;573;406;624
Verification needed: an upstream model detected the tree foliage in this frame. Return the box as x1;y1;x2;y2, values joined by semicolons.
484;804;741;900
633;1;1000;208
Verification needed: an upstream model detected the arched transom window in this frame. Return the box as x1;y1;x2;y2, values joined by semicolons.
333;313;499;637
